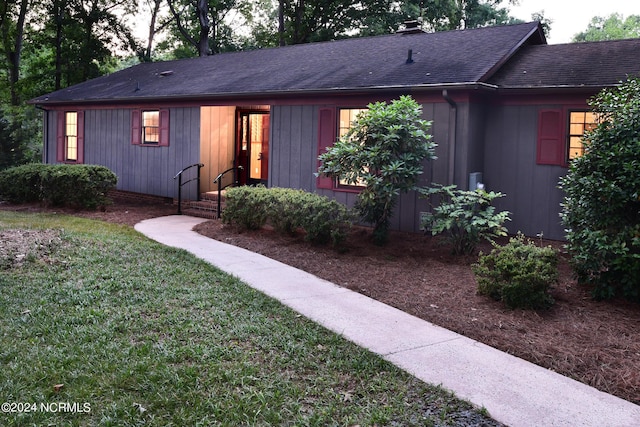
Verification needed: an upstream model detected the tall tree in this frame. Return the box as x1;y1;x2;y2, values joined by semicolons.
165;0;247;56
0;0;29;106
140;0;169;61
573;14;640;42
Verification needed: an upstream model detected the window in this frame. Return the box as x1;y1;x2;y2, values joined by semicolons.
65;112;78;161
142;111;160;144
338;108;367;138
337;108;368;187
56;110;84;163
568;111;598;160
131;109;169;146
536;109;599;166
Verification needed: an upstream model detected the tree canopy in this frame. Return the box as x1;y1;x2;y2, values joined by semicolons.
573;13;640;42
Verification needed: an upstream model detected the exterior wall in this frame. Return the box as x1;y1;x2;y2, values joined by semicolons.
40;92;579;241
270;100;458;233
483;104;567;240
269;105;318;192
46;106;201;200
200;106;235;192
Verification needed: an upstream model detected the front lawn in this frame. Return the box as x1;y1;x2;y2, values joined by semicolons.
0;211;499;426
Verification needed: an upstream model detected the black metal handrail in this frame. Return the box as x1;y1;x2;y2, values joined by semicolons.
173;163;204;214
212;165;243;218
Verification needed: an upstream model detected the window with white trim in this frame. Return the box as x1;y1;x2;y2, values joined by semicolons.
131;109;169;146
64;112;78;161
142;110;160;144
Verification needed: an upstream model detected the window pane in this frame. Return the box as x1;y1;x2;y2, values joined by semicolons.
65;112;77;161
569;123;584;135
339;108;367;137
142;111;160;143
338;108;368;187
567;111;598;160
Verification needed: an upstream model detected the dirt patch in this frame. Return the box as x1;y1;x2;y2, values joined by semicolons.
2;198;639;404
0;228;65;269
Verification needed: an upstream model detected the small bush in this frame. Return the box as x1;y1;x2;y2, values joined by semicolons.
420;184;510;255
472;233;558;310
222;186;353;246
0;164;117;208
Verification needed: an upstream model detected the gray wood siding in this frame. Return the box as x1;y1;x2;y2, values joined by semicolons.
484;105;566;240
79;107;201;199
270;103;445;233
270;105;317;192
43;111;56;164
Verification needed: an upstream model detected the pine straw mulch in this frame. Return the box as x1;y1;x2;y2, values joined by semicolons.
2;198;639;405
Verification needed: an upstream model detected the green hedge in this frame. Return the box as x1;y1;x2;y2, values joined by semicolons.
0;164;118;209
222;186;353;247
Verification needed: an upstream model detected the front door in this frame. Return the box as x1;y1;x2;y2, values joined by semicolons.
237;111;269;186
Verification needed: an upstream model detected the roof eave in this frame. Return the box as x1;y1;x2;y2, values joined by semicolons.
30;82;500;108
497;83;614;91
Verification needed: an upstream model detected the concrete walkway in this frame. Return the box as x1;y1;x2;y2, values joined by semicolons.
135;215;640;427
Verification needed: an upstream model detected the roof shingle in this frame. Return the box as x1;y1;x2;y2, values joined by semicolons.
489;39;640;89
32;22;544;105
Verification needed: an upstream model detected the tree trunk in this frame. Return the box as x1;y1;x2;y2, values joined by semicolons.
278;0;285;46
5;0;28;105
54;0;64;90
196;0;210;56
144;0;163;61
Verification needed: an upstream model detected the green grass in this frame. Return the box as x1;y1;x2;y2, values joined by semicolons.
0;211;497;426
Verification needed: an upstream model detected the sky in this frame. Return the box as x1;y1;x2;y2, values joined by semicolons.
508;0;640;44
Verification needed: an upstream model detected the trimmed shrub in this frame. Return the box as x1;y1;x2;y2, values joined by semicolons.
0;164;117;208
472;233;558;310
296;192;353;246
222;186;353;246
0;163;44;203
222;185;270;230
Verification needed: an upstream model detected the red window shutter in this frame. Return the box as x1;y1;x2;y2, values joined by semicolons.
536;109;564;166
131;110;141;145
76;111;85;163
316;107;336;189
56;111;65;162
159;109;170;146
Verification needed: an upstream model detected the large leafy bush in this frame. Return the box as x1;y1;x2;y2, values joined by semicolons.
317;96;436;245
420;184;510;255
559;77;640;301
473;233;558;310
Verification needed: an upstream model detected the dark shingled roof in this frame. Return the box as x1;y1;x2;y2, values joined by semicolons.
31;22;544;105
489;39;640;89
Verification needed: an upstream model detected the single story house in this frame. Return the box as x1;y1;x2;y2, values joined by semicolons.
30;21;640;240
